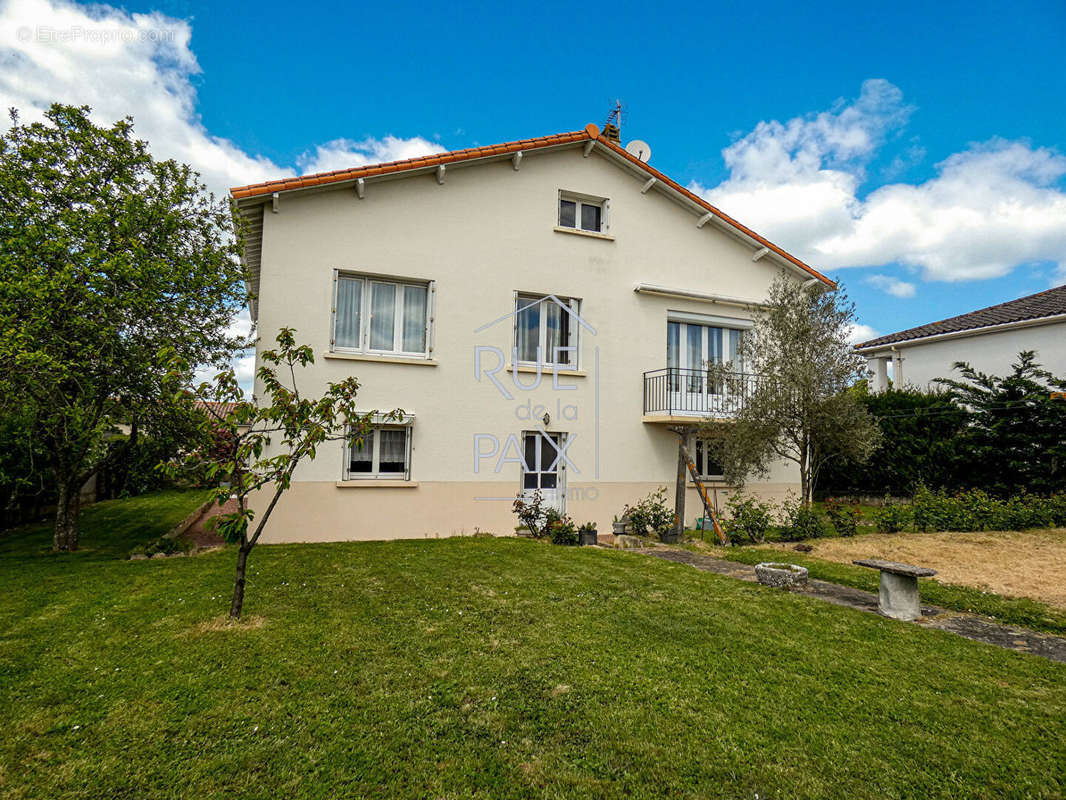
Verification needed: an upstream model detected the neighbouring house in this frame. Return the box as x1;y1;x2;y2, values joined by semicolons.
856;285;1066;392
229;122;836;542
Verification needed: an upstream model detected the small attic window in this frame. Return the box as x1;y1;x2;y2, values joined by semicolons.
559;192;606;233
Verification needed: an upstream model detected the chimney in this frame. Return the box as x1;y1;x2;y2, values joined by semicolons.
603;123;621;143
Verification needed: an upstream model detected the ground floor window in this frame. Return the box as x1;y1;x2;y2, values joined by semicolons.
345;425;412;480
692;436;725;481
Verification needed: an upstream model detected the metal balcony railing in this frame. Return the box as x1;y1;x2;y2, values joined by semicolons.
643;367;760;417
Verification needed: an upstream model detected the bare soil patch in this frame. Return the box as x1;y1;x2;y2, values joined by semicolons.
777;529;1066;609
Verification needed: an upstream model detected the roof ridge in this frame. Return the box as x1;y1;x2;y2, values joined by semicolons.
230;121;834;288
230;126;594;196
855;284;1066;349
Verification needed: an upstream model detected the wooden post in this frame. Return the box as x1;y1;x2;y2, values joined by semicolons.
671;437;687;542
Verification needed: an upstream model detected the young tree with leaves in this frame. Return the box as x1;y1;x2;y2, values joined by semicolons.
0;104;246;549
936;351;1066;496
168;329;402;619
702;274;880;504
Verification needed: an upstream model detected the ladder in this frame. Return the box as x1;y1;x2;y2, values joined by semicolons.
677;439;728;545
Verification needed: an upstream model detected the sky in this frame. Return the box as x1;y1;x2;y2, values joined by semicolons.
2;0;1065;383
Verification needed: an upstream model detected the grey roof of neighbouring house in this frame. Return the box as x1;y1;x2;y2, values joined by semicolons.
855;284;1066;350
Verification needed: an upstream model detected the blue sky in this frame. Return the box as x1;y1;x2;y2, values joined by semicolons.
2;0;1065;350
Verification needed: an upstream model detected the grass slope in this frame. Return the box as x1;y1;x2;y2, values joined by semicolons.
0;488;211;562
1;503;1064;799
714;545;1066;636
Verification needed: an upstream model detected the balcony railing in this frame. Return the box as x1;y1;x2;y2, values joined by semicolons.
643;367;760;418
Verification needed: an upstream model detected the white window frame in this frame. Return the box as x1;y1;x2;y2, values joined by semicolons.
330;271;435;358
513;292;581;370
343;421;413;480
558;190;608;234
691;435;725;481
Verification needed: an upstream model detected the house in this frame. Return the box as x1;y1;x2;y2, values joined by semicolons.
229;122;836;542
856;285;1066;392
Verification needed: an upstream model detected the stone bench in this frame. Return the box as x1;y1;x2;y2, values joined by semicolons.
853;559;937;621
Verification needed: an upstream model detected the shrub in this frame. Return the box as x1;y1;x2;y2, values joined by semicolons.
623;487;675;540
824;497;860;537
873;500;911;533
549;517;578;546
780;496;829;541
512;491;560;539
722;493;773;544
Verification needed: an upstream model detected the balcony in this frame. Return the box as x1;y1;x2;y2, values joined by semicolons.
642;367;760;423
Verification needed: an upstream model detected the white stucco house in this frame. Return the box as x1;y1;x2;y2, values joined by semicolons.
856;285;1066;392
229;121;836;542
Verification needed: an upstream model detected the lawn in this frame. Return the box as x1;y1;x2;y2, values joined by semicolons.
706;543;1066;637
1;494;1064;798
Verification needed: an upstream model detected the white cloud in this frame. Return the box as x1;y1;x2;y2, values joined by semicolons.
847;323;878;345
692;80;1066;283
0;0;442;394
865;274;916;298
0;0;443;197
297;136;445;175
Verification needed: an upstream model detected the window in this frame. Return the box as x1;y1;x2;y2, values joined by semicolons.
693;437;725;480
332;272;432;357
558;193;606;233
667;321;745;393
344;424;412;480
515;293;580;368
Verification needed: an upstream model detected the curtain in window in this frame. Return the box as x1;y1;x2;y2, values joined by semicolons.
349;431;373;473
370;282;396;350
334;277;362;349
686;325;704;393
667;322;680;391
544;301;571;365
516;296;540;362
728;329;743;372
378;429;407;473
401;286;427;353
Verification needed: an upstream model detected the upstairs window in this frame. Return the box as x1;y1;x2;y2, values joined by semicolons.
558;192;606;233
332;272;432;357
515;293;580;368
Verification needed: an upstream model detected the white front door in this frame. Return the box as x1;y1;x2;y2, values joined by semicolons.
522;431;567;514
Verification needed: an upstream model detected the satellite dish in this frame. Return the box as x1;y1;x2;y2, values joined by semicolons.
625;139;652;163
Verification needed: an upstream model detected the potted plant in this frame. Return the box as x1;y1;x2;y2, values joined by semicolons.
578;522;598;546
612;514;628;535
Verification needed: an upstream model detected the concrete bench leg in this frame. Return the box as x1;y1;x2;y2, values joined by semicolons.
878;572;921;621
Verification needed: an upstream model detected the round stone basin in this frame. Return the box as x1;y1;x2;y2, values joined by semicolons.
754;562;809;588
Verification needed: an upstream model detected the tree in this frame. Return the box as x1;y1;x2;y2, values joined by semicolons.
702;274;880;504
167;329;402;619
936;351;1066;496
816;385;968;497
0;104;246;550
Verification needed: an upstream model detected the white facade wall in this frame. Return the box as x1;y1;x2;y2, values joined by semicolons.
866;320;1066;392
248;145;804;542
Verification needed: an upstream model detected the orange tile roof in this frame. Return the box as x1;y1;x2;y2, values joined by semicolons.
230;123;834;287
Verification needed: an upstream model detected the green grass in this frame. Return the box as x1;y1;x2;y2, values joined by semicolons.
713;545;1066;636
0;488;211;562
1;495;1064;798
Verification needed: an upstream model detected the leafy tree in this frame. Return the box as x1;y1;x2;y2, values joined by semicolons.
816;385;968;496
167;329;402;619
936;351;1066;496
0;104;246;550
703;275;880;504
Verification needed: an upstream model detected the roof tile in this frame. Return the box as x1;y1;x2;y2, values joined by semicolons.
856;285;1066;349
